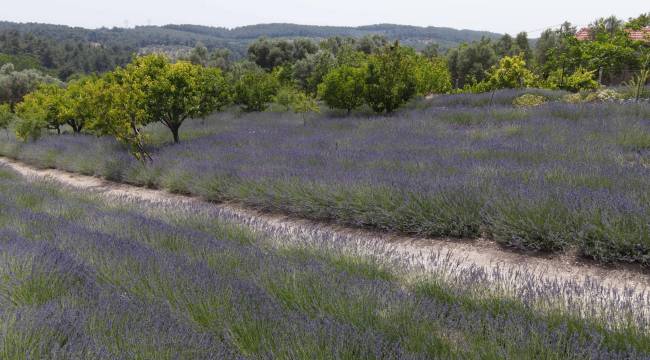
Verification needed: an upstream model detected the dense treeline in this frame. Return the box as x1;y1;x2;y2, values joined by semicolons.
0;29;132;79
0;21;499;65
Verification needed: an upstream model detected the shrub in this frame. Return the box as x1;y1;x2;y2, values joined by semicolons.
584;89;622;103
512;94;547;108
562;93;584;104
547;68;600;92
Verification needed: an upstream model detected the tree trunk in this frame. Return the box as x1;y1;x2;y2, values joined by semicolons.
171;125;180;143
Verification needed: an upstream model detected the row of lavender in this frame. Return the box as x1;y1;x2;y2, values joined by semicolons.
1;91;650;264
0;167;648;358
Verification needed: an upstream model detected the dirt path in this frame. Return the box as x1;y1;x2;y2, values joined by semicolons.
2;156;650;319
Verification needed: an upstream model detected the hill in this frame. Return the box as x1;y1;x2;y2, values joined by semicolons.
0;21;501;59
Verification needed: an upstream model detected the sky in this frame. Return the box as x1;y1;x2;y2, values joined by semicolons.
2;1;648;35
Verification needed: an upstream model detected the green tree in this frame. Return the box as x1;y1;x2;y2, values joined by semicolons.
147;60;232;143
86;71;151;160
0;63;61;109
14;83;65;140
486;55;536;90
318;64;366;114
0;103;15;133
515;32;532;63
364;43;417;113
274;86;299;111
233;67;279;112
446;38;497;88
292;50;335;94
188;43;209;67
59;77;98;133
290;91;320;123
413;55;452;95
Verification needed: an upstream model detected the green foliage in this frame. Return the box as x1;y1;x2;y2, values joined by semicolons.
0;29;132;80
274;86;300;111
446;38;497;88
546;68;600;92
318;64;366;113
58;77;99;133
292;51;335;94
562;93;585;104
512;94;547;108
85;57;161;159
0;103;15;131
14;83;65;140
486;55;536;90
623;53;650;102
247;38;318;70
412;55;452;95
0;53;42;71
364;43;417;113
289;91;320;118
148;61;231;143
233;67;280;112
0;63;61;108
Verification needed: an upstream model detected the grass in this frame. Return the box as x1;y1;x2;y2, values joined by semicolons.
0;166;649;358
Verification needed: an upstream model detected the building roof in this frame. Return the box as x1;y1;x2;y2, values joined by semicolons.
626;26;650;42
575;28;592;41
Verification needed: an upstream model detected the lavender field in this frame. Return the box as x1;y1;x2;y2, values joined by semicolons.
1;165;650;359
2;90;650;266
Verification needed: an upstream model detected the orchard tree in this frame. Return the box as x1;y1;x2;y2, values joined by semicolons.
486;55;536;90
318;64;366;114
413;55;452;95
14;83;65;140
86;72;151;160
232;67;279;112
59;77;99;133
290;91;320;124
274;86;299;111
146;61;232;143
103;54;233;144
85;55;166;159
364;42;417;113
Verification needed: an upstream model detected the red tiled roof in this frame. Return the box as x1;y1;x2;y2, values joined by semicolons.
626;26;650;42
575;28;592;41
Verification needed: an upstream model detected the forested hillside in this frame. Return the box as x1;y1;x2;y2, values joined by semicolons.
0;21;500;77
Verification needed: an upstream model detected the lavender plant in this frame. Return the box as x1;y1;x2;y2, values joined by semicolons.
1;90;650;266
0;167;649;358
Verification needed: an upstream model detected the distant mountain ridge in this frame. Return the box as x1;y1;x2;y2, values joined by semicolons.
0;21;501;58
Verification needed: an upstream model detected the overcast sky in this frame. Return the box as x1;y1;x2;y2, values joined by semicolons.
3;1;648;35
